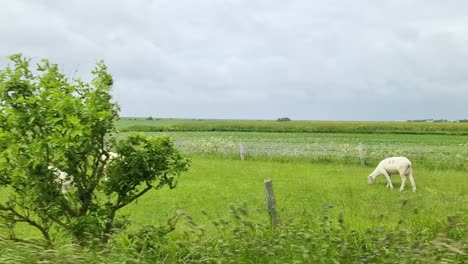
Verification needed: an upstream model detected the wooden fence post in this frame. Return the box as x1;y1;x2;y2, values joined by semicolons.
264;179;278;228
358;143;365;166
239;143;245;160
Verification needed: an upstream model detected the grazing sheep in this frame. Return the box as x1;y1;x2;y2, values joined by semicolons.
367;157;416;192
48;165;74;194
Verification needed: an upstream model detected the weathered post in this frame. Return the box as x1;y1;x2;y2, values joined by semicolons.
264;179;278;228
239;143;245;160
358;143;365;166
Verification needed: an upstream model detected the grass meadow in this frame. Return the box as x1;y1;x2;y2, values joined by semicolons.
1;119;467;263
123;156;468;233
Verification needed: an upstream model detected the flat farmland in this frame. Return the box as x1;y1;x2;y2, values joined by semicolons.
122;156;468;232
117;117;468;135
118;131;468;170
116;120;468;231
2;119;467;263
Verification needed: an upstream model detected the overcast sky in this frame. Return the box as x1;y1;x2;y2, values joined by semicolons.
1;1;468;121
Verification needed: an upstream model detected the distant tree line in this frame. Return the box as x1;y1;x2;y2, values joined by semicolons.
407;119;467;123
276;117;291;122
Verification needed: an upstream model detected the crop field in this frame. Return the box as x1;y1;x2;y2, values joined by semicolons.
2;119;467;263
117;117;468;135
118;131;468;171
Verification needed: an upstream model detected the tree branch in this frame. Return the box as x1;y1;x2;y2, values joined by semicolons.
115;182;153;210
101;182;154;244
0;204;51;242
0;234;52;248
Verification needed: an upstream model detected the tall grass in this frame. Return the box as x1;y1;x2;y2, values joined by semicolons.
1;209;466;263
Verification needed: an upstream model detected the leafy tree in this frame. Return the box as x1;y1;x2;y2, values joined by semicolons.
276;117;291;122
0;54;190;246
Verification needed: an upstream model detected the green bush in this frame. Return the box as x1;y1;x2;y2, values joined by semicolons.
0;55;190;246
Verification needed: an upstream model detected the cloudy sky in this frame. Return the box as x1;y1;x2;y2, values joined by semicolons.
1;0;468;121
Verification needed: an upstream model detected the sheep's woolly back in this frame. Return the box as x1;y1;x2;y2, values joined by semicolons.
376;156;411;174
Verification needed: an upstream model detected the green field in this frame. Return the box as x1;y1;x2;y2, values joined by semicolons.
3;156;467;263
120;119;468;262
118;130;468;171
117;117;468;135
123;156;468;231
2;119;468;263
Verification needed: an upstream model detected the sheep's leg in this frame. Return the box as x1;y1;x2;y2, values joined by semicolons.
382;171;393;189
399;173;406;191
408;169;416;192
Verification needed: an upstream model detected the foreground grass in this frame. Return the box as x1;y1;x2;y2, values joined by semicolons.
1;156;467;263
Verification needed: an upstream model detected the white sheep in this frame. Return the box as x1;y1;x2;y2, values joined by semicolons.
48;165;74;194
100;151;118;181
367;156;416;192
47;152;118;192
101;151;118;162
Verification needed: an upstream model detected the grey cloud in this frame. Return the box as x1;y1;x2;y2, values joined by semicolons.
1;0;468;120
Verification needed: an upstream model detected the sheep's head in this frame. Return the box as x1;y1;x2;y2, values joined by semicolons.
368;175;376;184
